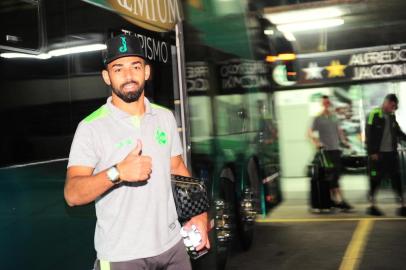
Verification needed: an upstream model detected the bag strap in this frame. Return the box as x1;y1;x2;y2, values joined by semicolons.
319;149;333;168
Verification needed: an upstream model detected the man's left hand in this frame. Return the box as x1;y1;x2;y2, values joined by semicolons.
184;212;210;251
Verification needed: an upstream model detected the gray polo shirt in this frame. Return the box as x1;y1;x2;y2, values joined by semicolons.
311;114;341;150
68;97;183;262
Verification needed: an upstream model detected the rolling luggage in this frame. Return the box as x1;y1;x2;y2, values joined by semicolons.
308;149;333;211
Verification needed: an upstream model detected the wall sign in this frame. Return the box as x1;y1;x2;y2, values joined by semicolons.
84;0;183;32
296;44;406;85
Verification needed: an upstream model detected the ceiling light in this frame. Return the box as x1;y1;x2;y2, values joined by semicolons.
282;31;296;41
264;29;274;35
266;7;343;25
1;43;107;59
277;18;344;32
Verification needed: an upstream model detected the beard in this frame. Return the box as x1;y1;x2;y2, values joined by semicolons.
112;80;145;103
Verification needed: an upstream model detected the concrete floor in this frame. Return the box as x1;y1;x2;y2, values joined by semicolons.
225;174;406;270
226;222;356;270
226;218;406;270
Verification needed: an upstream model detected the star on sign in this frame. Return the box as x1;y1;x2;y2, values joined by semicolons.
326;60;346;78
303;62;324;80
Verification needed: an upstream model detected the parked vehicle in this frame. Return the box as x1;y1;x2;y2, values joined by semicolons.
0;1;281;269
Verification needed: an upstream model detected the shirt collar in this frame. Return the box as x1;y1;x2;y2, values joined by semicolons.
145;98;156;116
106;96;156;119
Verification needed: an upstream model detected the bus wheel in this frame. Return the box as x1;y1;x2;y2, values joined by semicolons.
213;168;235;269
238;159;259;250
192;168;235;270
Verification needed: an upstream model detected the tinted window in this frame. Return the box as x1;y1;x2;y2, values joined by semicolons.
0;0;41;52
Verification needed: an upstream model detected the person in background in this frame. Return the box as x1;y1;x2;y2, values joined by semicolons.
64;34;209;270
308;95;354;211
365;93;406;216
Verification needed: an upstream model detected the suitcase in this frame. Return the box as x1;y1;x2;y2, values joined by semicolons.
308;150;333;211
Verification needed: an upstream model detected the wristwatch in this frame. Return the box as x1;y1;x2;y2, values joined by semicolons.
106;165;121;184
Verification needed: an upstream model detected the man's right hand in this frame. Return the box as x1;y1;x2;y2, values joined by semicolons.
370;154;379;161
117;140;152;181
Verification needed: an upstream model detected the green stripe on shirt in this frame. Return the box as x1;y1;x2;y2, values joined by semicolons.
100;260;111;270
84;105;109;123
367;108;382;125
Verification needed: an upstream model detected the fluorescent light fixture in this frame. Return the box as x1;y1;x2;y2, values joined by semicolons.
1;43;107;59
266;7;343;25
282;31;296;41
0;52;51;59
277;18;344;32
48;44;106;56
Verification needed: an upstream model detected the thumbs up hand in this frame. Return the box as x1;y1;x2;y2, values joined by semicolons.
117;140;152;182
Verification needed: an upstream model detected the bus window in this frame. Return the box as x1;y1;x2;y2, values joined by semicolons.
0;0;43;53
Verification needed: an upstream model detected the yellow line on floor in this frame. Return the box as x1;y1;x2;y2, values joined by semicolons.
338;219;374;270
257;217;406;223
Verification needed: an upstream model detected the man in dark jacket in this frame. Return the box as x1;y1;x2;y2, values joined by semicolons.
366;93;406;216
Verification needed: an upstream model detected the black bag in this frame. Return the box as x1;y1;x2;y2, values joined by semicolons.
310;175;332;210
171;174;210;223
308;150;333;210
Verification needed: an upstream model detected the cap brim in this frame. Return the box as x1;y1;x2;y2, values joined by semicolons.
104;53;146;66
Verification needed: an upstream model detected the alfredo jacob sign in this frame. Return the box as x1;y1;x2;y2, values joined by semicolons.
297;44;406;85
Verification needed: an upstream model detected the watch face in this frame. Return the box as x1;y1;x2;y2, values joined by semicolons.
107;166;120;182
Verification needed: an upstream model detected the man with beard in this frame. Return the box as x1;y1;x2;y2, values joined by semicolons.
64;34;209;270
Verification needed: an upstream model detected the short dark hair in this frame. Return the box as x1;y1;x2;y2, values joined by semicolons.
384;93;399;104
322;95;329;99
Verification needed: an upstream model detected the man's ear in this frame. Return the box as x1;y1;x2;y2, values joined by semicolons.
144;64;151;81
102;69;111;86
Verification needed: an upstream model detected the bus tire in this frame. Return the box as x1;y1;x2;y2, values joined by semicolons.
194;167;235;270
215;167;236;269
238;158;259;250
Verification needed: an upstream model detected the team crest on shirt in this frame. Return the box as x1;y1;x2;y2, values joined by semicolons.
155;128;168;145
115;138;133;149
